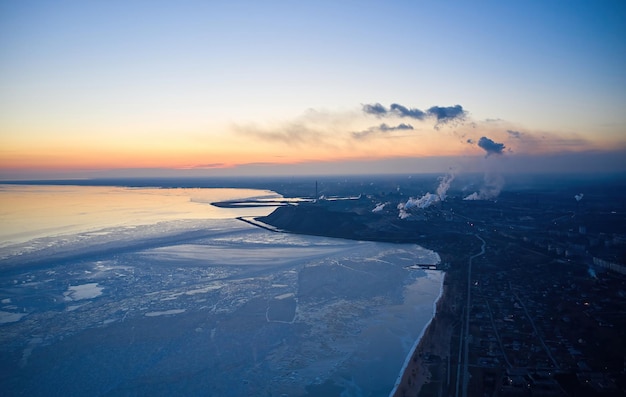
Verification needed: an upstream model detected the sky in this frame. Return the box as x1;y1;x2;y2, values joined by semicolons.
1;0;625;178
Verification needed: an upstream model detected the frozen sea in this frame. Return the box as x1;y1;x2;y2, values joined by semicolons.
0;185;443;397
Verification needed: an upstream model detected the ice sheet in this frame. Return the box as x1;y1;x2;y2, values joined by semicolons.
0;186;443;397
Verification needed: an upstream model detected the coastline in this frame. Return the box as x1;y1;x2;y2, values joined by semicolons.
242;211;451;396
389;270;446;397
390;271;454;397
387;234;476;397
250;203;478;396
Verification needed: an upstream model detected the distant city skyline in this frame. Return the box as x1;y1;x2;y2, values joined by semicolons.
1;1;625;179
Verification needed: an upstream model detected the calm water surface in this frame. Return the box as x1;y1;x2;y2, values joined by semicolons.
0;185;279;246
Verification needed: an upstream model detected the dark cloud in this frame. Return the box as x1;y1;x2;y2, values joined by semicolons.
507;129;522;139
379;123;414;131
362;103;388;116
363;102;466;127
477;136;506;156
390;103;426;119
426;105;466;122
353;123;414;139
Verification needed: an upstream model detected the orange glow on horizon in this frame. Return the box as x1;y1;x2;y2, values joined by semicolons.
0;140;473;172
2;117;623;177
1;139;620;175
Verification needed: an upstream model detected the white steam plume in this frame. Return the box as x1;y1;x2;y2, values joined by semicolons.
463;173;504;201
398;207;411;219
397;172;455;218
372;202;387;213
436;172;455;201
463;192;481;201
403;193;440;210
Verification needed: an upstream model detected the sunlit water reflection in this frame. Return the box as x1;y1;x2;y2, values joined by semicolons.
0;185;280;246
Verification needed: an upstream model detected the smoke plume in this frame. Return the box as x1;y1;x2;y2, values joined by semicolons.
398;207;411;219
436;172;455;201
402;193;440;210
463;173;504;201
372;202;387;213
397;172;456;218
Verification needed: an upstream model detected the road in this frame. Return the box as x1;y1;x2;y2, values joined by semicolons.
457;234;485;397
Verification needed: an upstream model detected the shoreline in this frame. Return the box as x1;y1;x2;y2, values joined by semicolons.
244;205;474;396
237;214;451;396
390;271;454;397
389;270;446;397
240;214;453;396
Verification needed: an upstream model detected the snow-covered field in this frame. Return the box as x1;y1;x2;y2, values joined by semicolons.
0;185;442;396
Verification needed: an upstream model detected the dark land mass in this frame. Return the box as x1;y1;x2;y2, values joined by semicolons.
252;173;626;397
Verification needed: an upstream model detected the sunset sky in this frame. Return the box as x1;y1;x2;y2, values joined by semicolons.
1;1;625;178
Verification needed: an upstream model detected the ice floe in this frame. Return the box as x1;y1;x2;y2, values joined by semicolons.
145;309;186;317
63;283;103;301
